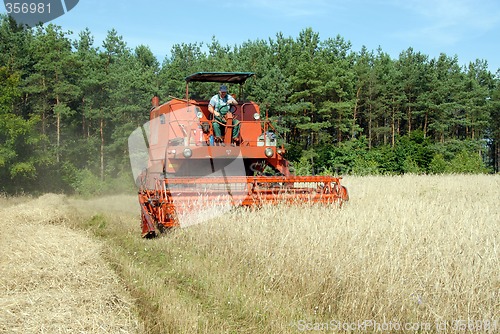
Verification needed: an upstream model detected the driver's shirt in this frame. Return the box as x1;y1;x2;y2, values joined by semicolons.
209;93;236;116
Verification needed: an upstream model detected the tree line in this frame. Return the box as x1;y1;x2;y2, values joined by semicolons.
1;15;499;194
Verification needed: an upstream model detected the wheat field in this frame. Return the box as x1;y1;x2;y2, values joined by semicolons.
1;174;499;333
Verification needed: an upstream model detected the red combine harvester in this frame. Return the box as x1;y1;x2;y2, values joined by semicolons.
131;72;348;238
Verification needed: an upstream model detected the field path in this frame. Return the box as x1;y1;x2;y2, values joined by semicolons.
0;194;141;333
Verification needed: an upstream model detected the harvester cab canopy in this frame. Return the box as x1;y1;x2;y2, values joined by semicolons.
184;72;255;100
185;72;255;84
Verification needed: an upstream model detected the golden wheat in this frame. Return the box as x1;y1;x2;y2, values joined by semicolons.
152;174;498;332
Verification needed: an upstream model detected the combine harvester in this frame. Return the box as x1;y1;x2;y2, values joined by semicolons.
129;72;348;238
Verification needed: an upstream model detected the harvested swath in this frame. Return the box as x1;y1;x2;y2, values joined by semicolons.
0;194;142;333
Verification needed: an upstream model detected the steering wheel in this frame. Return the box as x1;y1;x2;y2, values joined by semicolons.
217;104;237;114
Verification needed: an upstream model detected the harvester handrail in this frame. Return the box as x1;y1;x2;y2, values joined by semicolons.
162;175;342;184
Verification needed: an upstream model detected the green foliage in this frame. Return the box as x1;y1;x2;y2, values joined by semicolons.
428;153;448;174
448;150;489;174
69;168;104;197
428;150;489;174
0;66;46;191
293;149;317;175
402;156;421;174
61;162;136;197
9;161;36;178
350;156;380;176
319;137;369;174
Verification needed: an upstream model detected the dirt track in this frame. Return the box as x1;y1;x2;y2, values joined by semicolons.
0;194;141;333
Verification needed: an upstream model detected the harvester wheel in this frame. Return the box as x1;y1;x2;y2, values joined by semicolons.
338;185;349;202
141;210;157;238
143;231;156;239
156;222;167;234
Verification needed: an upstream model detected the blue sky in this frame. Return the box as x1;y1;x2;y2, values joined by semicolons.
2;0;500;72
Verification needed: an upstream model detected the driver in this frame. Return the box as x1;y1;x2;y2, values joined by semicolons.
208;84;240;145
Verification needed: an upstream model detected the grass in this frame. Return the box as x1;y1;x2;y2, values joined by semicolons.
2;175;499;333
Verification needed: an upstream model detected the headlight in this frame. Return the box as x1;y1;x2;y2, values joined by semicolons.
196;111;203;118
264;148;274;157
277;148;283;154
253;113;260;120
183;148;192;158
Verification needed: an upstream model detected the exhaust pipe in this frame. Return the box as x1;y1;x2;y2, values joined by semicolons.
151;96;160;108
